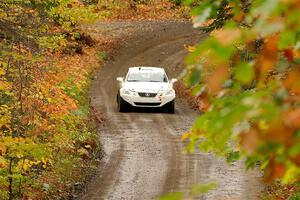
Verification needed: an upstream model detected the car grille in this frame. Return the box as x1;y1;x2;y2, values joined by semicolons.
138;92;157;97
134;102;161;106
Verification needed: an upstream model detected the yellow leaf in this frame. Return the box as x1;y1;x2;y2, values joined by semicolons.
0;143;7;155
181;132;191;141
0;66;5;75
184;44;196;52
41;157;47;165
0;156;7;168
23;163;29;171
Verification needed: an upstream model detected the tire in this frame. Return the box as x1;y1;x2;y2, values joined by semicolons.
117;93;129;112
165;100;175;114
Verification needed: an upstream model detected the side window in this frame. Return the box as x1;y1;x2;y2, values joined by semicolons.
163;75;167;82
125;71;130;81
164;73;169;82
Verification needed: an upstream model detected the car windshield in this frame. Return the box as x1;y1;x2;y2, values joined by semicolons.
127;71;168;82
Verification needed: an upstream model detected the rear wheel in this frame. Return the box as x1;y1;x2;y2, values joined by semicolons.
165;100;175;114
117;93;129;112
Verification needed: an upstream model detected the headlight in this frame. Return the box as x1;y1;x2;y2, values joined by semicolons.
122;88;136;95
123;89;131;95
164;89;174;96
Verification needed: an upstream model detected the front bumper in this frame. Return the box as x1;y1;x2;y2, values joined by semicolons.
120;92;175;107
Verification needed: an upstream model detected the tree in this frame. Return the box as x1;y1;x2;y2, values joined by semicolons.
0;0;98;199
183;0;300;183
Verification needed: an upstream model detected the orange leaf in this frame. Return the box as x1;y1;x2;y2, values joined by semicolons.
284;70;300;94
283;108;300;130
265;159;285;182
255;35;279;80
240;128;261;154
206;65;229;94
284;49;294;62
233;12;245;22
211;29;241;46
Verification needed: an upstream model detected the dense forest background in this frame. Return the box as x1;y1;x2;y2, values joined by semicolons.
0;0;101;199
0;0;187;199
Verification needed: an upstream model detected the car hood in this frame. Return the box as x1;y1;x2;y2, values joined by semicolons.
123;82;170;93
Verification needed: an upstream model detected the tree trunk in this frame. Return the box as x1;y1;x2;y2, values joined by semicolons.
8;158;13;200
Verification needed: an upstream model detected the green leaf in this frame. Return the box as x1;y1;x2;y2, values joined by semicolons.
190;182;218;196
234;62;254;84
278;31;296;50
191;84;205;96
288;145;300;157
97;51;107;61
288;192;300;200
187;68;201;86
227;151;240;163
159;192;184;200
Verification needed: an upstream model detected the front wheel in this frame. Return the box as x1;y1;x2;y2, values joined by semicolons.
165;100;175;114
117;94;129;112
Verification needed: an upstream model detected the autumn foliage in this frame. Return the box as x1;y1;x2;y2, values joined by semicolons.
0;0;191;199
94;0;189;20
0;0;101;199
183;0;300;188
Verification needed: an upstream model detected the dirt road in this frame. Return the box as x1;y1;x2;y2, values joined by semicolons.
78;21;262;200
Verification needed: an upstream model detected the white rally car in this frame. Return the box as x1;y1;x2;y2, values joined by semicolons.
116;67;177;113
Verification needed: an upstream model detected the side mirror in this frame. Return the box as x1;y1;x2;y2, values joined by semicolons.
171;78;178;84
116;77;124;82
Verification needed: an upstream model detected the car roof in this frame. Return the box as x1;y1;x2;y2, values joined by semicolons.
128;66;165;73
